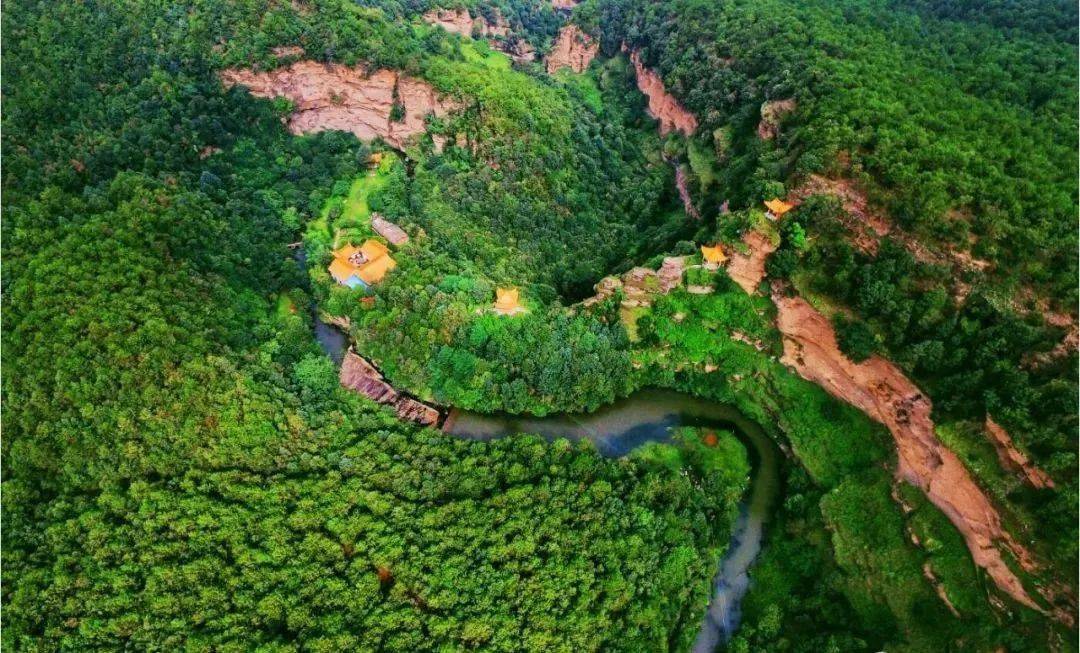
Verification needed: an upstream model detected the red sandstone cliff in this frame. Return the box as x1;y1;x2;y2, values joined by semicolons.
422;8;510;38
984;417;1055;490
340;350;440;426
545;25;598;74
219;61;460;150
628;50;697;136
773;292;1047;615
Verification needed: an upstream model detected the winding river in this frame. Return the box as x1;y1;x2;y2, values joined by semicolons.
299;252;781;649
444;390;780;650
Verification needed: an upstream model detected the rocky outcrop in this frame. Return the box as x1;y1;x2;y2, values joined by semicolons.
726;230;777;294
790;174;991;280
503;37;537;63
546;25;598;74
340;350;440;426
773;293;1044;614
790;174;888;255
628;50;697;136
220;62;461;150
551;0;579;11
757;98;796;140
581;257;688;308
422;8;509;38
271;45;305;58
984;417;1055;490
321;313;352;332
394;397;440;425
340;351;399;404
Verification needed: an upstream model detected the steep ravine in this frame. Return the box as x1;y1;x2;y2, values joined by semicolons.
610;55;1065;618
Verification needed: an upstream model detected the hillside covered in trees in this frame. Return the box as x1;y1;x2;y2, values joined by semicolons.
3;0;1076;651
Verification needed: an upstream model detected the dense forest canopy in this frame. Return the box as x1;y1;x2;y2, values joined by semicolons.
3;0;1077;650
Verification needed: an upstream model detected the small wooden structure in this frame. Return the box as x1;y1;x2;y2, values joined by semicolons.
371;213;409;247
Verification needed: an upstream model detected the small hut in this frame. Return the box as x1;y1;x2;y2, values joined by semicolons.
371;213;409;247
764;198;794;221
493;287;527;316
700;245;727;269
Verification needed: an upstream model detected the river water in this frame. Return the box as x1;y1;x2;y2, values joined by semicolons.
294;247;348;365
296;250;779;648
444;389;780;651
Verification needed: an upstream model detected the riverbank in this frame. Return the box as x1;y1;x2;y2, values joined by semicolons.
444;389;780;648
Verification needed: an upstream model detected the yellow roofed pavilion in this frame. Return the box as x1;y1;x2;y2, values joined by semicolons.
764;198;794;218
328;239;397;288
700;244;727;266
493;287;526;315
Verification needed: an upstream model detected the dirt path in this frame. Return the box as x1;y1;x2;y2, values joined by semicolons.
773;291;1048;615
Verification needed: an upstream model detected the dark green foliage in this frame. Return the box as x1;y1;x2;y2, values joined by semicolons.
1;1;746;650
833;315;877;362
595;0;1078;302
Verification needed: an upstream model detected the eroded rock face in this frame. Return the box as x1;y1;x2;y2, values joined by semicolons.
339;350;441;426
422;8;509;37
757;98;796;140
220;62;460;150
773;293;1044;614
790;174;991;286
726;230;777;294
552;0;579;11
629;50;697;136
546;25;598;74
985;417;1055;490
340;351;399;404
504;38;537;63
581;257;688;308
675;166;700;219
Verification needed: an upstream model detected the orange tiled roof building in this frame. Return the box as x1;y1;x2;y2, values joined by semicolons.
328;240;396;289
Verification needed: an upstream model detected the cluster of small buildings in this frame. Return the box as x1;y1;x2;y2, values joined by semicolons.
328;223;526;315
700;197;794;266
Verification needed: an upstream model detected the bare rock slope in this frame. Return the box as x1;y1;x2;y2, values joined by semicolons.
340;350;440;426
984;417;1055;490
726;230;777;294
546;25;598;74
423;8;509;37
628;50;697;136
220;62;460;149
773;293;1046;614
